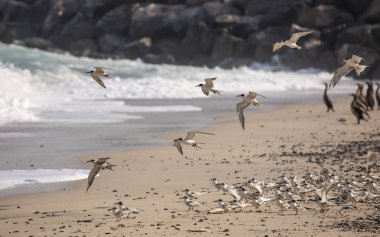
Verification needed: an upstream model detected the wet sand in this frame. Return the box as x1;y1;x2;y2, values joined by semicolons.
0;98;379;237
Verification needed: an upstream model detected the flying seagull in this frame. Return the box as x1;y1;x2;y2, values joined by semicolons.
272;31;313;52
196;77;222;96
329;55;368;89
236;92;265;130
86;157;115;193
86;67;112;88
173;131;215;155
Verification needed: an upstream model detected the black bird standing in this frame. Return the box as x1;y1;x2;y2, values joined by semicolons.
365;81;375;111
376;82;380;110
323;83;335;112
350;94;368;124
355;83;368;111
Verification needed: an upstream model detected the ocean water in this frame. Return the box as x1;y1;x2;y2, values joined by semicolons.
0;43;357;194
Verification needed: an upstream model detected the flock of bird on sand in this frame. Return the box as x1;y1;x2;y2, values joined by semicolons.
83;31;379;221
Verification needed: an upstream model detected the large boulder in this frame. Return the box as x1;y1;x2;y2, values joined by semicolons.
96;4;138;34
245;0;304;29
197;2;240;25
360;0;380;23
297;5;354;29
211;32;255;63
331;0;372;17
336;24;380;53
42;0;81;36
22;37;56;50
97;33;127;54
69;38;99;57
129;4;186;39
215;14;261;39
336;44;379;78
123;37;152;59
249;26;290;62
151;38;182;62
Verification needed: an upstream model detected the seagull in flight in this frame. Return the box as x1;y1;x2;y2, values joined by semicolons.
196;77;222;96
236;92;265;130
273;31;313;52
86;67;112;88
86;157;115;193
329;55;368;89
173;131;215;155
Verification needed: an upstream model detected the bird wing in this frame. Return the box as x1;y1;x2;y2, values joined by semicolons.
289;31;313;44
96;157;110;164
91;74;107;88
237;106;245;130
95;67;113;72
86;165;102;193
204;78;216;87
194;131;215;136
184;132;196;140
329;64;353;89
174;140;183;155
350;55;363;64
272;42;284;52
355;65;368;76
201;86;209;96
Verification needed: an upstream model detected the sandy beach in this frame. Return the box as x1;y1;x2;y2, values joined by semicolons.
0;98;379;237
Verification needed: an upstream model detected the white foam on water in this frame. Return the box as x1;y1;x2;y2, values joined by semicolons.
0;169;89;190
0;43;357;125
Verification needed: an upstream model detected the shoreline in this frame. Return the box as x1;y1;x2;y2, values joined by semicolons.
0;97;379;236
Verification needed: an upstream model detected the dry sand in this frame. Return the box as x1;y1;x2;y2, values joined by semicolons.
0;98;379;237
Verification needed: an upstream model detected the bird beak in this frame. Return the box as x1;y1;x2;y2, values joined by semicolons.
195;85;201;87
86;71;91;73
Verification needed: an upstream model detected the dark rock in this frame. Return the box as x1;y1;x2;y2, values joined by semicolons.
331;0;372;17
245;0;303;29
370;64;380;79
172;6;202;36
298;5;354;29
22;37;55;50
249;26;290;62
180;22;221;60
80;0;127;18
211;32;255;63
336;24;380;53
142;53;176;64
151;38;181;62
123;37;152;59
51;13;98;49
188;54;212;67
42;0;81;36
129;4;186;39
360;0;380;23
96;4;138;34
336;44;379;78
69;38;99;57
197;2;240;25
231;0;251;11
215;14;261;39
97;33;127;54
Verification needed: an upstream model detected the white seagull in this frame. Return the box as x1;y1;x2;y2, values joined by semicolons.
196;77;222;96
173;131;215;155
182;196;204;213
86;157;115;193
236;92;265;130
86;67;112;88
329;55;368;89
272;31;313;52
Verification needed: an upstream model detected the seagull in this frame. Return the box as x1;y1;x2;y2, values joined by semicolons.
272;31;313;52
86;157;115;193
182;189;207;198
86;67;112;88
196;77;222;96
236;92;265;130
276;198;290;212
329;55;368;89
182;196;204;213
173;131;215;155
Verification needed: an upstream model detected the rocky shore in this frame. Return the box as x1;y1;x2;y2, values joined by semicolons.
1;0;380;77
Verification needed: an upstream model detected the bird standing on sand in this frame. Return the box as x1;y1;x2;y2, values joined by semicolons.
366;81;375;111
86;67;112;88
376;83;380;110
350;94;368;125
356;83;369;111
182;196;204;213
173;131;215;155
86;157;115;193
196;78;222;96
323;82;335;112
272;31;313;52
236;92;265;130
329;55;368;89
